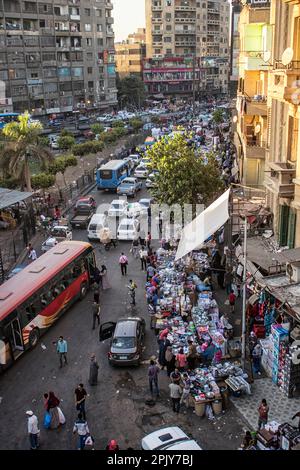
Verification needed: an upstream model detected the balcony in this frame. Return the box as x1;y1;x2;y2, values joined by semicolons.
244;138;266;159
174;17;196;23
105;1;113;9
106;17;114;24
175;6;196;11
152;17;162;23
175;29;196;34
271;62;300;103
70;14;80;21
264;162;296;198
152;41;163;47
152;6;163;11
207;19;220;25
207;8;220;13
239;93;268;115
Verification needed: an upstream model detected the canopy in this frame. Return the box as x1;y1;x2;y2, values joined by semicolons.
175;189;230;261
0;188;32;210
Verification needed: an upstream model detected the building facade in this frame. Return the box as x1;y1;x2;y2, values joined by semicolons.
229;0;242;97
145;0;230;96
0;0;117;116
234;0;271;188
115;28;146;79
264;0;300;248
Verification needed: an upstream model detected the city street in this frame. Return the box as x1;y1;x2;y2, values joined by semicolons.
0;184;246;450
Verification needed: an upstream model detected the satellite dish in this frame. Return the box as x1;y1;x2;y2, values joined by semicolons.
255;124;261;134
233;116;238;123
263;51;271;63
281;48;294;66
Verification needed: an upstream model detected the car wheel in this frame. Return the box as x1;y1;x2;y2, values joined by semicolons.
29;328;40;348
80;282;88;299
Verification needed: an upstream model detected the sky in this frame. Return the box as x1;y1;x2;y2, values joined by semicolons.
112;0;145;42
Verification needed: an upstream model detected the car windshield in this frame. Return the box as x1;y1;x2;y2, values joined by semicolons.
112;203;122;209
112;337;136;349
119;223;134;230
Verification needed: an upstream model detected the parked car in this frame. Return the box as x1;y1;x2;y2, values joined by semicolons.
134;165;149;179
74;196;96;214
117;217;140;240
141;427;202;450
99;317;146;366
108;199;128;218
87;213;108;241
117;177;142;198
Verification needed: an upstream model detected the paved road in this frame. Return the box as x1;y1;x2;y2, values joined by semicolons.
0;183;246;450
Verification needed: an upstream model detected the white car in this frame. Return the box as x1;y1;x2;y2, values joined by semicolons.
141;426;202;451
146;171;159;189
134;165;149;179
122;157;135;171
139;198;153;210
108;199;128;218
117;217;140;241
125;202;147;218
140;158;151;167
128;154;141;166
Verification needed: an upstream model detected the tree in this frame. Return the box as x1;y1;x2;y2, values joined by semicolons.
31;173;56;190
72;141;104;156
111;120;125;128
91;123;104;135
146;133;224;211
117;75;146;109
48;155;78;186
0;111;54;191
129;118;143;132
212;109;224;124
57;135;75;150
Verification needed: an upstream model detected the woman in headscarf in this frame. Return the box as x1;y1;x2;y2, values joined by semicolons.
100;265;111;290
89;353;99;386
46;391;61;429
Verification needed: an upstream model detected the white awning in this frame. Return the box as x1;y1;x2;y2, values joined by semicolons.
175;189;230;261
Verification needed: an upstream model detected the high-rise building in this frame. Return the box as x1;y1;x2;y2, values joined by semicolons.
145;0;230;97
229;0;242;97
115;28;146;79
0;0;117;116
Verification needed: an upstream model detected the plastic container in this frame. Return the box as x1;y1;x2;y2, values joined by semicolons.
212;399;222;415
194;401;206;417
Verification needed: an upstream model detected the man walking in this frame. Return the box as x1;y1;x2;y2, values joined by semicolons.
56;335;68;368
127;279;137;306
258;399;269;429
119;253;128;276
75;383;87;420
169;380;182;413
92;301;100;330
252;343;262;375
139;247;148;271
26;410;39;450
228;289;236;314
148;359;160;398
28;246;37;262
73;413;90;450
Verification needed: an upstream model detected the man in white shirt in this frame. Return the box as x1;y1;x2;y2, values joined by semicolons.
73;413;90;450
26;410;39;450
169;382;182;413
28;247;37;262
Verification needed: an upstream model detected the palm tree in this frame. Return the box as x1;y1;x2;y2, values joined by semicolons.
0;111;54;191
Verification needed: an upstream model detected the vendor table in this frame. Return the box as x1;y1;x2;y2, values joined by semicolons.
225;376;251;395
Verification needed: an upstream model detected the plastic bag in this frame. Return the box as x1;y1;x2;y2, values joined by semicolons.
43;411;51;429
57;407;66;425
205;404;214;420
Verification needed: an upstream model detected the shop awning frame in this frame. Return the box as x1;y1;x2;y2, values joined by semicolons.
0;188;32;210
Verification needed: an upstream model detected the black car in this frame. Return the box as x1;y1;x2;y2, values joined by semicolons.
99;317;146;366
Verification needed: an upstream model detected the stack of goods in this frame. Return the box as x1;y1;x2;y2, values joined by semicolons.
189;368;221;402
280;343;300;398
271;324;288;385
256;427;279;450
166;320;197;356
259;337;273;378
278;423;300;450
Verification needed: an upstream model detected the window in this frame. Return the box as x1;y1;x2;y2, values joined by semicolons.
58;67;70;77
96;9;102;17
97;38;103;46
86;52;93;60
97;24;102;32
84;8;90;16
72;67;83;78
86;38;93;46
164;37;171;43
39;20;46;28
87;67;93;74
85;24;91;32
166;25;172;31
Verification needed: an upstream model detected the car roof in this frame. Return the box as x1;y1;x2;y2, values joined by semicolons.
111;199;126;205
119;218;136;224
114;318;139;337
141;427;201;450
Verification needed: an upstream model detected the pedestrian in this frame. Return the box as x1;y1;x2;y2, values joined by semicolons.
292;411;300;431
100;264;111;290
56;335;68;368
53;205;61;220
151;291;158;314
158;336;169;369
131;237;139;258
46;391;61;429
258;399;269;429
240;431;254;450
146;231;152;249
73;413;90;450
228;289;236;313
147;264;156;281
119;252;128;276
26;410;40;450
139;247;148;271
106;439;119;451
187;340;197;370
175;348;187;371
75;383;87;420
88;353;99;386
28;246;37;262
213;347;223;365
252;343;262;375
224;269;232;294
180;373;191;408
127;279;137;306
170;368;181;384
92;301;100;330
165;346;175;377
169;381;182;413
148;359;160;398
139;230;146;247
93;290;100;304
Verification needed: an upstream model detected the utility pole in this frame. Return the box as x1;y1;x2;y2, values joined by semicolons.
192;55;196;117
242;216;247;369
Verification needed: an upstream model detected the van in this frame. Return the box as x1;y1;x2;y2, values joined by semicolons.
87;213;108;241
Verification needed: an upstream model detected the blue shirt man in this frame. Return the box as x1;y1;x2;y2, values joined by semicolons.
57;336;68;368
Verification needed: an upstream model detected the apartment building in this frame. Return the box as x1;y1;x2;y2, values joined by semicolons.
234;0;271;187
115;28;146;79
0;0;117;116
145;0;230;96
229;0;242;97
264;0;300;248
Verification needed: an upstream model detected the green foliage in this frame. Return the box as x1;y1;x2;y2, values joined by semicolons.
117;75;146;108
38;136;50;147
129;118;143;132
57;135;75;150
60;129;73;137
146;133;224;208
212;109;224;124
151;116;161;125
99;131;117;144
0;176;19;189
111;120;125;128
111;127;127;138
72;140;104;156
91;123;104;135
31;173;56;189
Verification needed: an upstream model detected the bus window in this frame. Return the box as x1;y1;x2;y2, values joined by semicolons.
25;304;36;322
72;258;84;278
100;170;112;180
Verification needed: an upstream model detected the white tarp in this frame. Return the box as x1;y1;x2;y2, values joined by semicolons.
175;189;230;261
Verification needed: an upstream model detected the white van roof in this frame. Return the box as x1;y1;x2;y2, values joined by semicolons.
89;213;106;224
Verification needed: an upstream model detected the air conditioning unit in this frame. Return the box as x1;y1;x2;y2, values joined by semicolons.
286;261;300;283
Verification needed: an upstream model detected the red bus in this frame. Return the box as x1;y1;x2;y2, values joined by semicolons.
0;241;96;371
